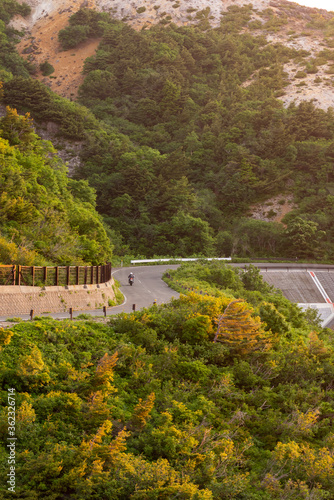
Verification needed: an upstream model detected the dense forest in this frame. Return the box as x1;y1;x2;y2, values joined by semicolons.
1;261;334;498
71;7;334;260
1;5;334;261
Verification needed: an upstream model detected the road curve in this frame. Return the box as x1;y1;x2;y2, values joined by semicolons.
110;265;180;314
2;262;334;322
0;265;180;322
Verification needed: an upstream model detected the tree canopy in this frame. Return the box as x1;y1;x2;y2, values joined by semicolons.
2;3;334;260
0;106;112;265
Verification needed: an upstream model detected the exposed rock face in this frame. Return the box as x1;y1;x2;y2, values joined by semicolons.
9;0;334;180
15;0;332;31
13;0;334;111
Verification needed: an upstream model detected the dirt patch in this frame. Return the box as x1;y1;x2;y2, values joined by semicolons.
250;194;296;223
16;9;101;100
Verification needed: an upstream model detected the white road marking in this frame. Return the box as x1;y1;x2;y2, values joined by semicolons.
309;271;332;304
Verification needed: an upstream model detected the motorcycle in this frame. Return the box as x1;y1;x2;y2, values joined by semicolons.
128;276;134;286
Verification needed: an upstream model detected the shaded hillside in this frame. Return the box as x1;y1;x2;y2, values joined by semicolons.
2;3;334;260
0;1;108;265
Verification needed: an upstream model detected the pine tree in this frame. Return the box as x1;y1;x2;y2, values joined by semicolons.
214;299;271;355
93;351;118;393
131;392;155;429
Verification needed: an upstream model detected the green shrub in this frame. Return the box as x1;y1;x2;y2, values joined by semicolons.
39;60;54;76
58;25;90;50
295;70;307;78
248;20;263;30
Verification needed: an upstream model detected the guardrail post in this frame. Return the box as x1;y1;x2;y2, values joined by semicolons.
103;305;107;317
2;262;117;287
69;307;73;320
30;309;34;320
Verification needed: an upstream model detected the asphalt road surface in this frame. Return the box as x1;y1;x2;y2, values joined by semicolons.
0;265;180;321
109;265;180;314
2;262;334;322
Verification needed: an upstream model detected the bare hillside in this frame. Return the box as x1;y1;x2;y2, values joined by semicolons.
12;0;334;106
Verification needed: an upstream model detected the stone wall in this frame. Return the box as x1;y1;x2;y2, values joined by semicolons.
0;279;116;316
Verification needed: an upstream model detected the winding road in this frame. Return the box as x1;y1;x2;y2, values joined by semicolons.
0;265;181;321
1;263;334;324
109;265;180;314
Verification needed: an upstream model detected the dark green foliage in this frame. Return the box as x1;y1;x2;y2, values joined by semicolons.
58;8;112;49
3;5;334;260
0;1;32;78
3;77;100;140
164;261;307;331
78;69;116;99
68;10;334;259
283;216;326;259
39;60;54;76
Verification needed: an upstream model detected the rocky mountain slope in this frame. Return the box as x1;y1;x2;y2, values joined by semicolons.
12;0;334;109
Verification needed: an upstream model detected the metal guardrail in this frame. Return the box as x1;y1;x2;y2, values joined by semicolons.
130;258;232;264
0;265;16;285
0;263;112;287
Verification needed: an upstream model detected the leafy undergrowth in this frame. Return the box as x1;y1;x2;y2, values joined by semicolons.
1;262;334;498
0;106;112;266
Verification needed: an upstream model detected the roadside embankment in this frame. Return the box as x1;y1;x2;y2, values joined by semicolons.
0;279;116;316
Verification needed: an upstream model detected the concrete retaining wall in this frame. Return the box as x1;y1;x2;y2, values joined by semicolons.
0;279;116;316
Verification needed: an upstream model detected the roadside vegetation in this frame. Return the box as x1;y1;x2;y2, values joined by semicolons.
0;104;112;265
1;261;334;498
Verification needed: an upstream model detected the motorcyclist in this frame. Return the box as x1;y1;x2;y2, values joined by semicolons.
128;272;135;284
